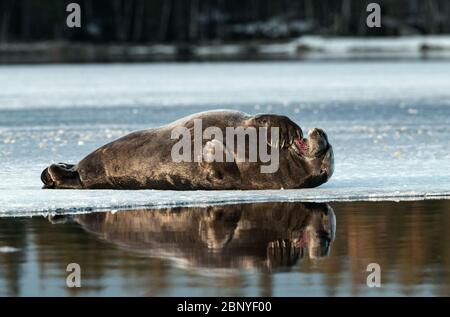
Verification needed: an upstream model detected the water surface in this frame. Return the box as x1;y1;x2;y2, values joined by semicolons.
1;200;449;296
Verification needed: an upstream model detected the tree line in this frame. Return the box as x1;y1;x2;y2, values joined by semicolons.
1;0;450;43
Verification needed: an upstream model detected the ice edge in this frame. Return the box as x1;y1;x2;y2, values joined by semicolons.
1;192;449;218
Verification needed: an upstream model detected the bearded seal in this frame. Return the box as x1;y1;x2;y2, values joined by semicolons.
41;110;334;190
48;202;336;270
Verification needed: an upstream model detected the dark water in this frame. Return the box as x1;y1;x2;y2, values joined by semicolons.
0;200;449;297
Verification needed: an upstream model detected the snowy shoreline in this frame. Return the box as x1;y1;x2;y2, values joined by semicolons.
2;35;450;63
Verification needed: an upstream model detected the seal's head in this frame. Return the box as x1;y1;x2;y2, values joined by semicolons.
290;127;334;187
251;114;333;187
297;204;336;259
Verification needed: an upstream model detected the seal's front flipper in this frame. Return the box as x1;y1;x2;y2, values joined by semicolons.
41;163;82;189
199;140;241;189
267;239;301;269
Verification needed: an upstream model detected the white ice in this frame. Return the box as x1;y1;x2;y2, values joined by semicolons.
0;61;449;216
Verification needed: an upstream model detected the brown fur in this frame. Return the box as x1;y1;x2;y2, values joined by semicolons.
41;110;334;190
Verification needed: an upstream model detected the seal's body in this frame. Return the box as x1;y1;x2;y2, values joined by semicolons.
63;202;336;269
41;110;334;190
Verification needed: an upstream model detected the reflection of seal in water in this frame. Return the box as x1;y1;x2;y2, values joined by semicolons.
41;110;334;190
49;202;336;271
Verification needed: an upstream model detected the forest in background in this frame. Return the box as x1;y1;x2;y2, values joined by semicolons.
1;0;450;44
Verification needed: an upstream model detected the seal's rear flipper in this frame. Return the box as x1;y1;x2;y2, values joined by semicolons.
41;163;82;189
48;214;73;224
